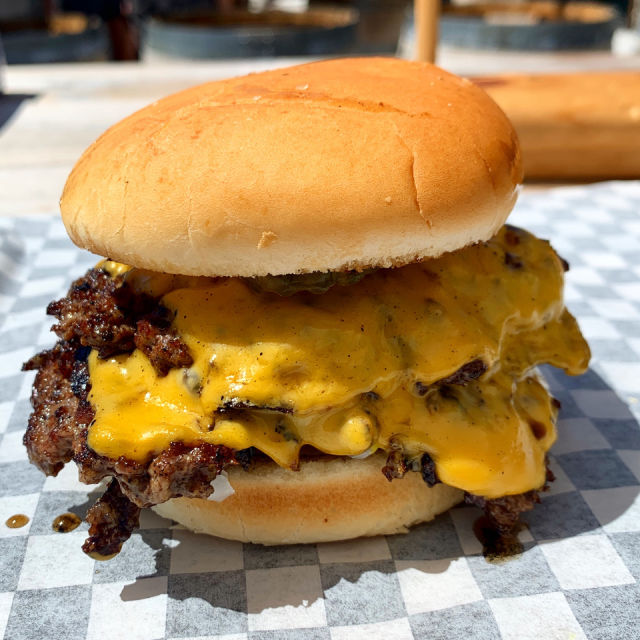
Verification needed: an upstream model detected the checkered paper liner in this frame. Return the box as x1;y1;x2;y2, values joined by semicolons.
1;181;639;640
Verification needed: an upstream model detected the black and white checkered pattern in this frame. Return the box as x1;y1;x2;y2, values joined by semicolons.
1;182;639;640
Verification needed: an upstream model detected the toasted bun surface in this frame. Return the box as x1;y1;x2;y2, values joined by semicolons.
61;57;522;277
152;453;463;544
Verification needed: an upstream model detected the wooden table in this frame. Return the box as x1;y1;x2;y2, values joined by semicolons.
1;50;639;216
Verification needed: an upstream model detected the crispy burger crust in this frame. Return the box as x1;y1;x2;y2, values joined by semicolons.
60;57;522;277
152;454;463;544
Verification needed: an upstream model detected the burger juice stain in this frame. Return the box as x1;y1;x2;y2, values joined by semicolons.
5;514;29;529
473;516;525;563
52;512;82;533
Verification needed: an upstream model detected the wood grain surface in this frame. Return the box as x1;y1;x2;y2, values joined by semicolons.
479;71;640;180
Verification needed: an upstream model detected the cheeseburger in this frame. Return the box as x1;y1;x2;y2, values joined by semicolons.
23;58;590;558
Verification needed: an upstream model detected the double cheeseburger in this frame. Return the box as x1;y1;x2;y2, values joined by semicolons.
24;58;590;558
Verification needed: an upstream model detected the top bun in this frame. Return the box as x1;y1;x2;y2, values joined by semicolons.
61;57;522;277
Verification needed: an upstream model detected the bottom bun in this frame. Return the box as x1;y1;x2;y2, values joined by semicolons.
152;453;464;544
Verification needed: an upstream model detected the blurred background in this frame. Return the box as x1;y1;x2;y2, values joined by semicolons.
0;0;637;64
0;0;639;215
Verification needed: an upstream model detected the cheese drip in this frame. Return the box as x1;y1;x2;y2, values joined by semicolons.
88;226;590;498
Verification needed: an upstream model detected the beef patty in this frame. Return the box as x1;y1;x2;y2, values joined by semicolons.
23;266;547;557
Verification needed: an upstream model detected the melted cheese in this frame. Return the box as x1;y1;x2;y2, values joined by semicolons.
87;226;590;498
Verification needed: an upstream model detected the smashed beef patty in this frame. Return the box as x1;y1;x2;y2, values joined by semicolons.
22;225;588;556
23;331;545;557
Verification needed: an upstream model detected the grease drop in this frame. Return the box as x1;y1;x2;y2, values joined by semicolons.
52;512;81;533
5;514;29;529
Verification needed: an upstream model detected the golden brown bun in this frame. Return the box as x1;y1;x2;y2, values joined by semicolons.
152;453;463;544
61;58;522;277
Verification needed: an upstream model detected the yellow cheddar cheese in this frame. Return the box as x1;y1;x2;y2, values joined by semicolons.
88;226;590;498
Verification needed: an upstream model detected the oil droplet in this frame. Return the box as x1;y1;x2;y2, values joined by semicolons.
52;512;82;533
5;514;29;529
87;550;119;562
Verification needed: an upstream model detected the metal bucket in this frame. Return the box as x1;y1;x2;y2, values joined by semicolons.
440;1;622;51
1;22;109;63
143;7;358;59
